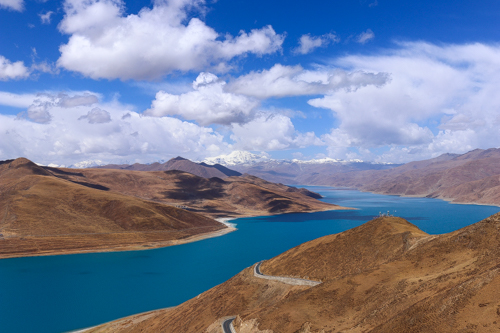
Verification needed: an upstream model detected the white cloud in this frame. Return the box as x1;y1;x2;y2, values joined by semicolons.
308;42;500;162
357;29;374;44
144;72;259;125
0;94;228;165
230;113;323;151
57;0;284;80
39;11;54;24
294;33;339;55
0;55;30;80
227;64;389;99
0;0;23;11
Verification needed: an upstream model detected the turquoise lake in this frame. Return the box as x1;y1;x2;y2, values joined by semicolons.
0;187;499;333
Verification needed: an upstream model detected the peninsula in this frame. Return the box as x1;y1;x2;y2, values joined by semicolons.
0;157;346;259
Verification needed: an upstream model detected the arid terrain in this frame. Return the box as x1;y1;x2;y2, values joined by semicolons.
316;148;500;207
87;212;500;332
0;157;343;258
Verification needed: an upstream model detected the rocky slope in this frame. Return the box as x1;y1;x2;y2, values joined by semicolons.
0;158;344;258
88;213;500;332
321;148;500;206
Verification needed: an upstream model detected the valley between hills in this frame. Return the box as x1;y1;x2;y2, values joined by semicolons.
0;157;344;259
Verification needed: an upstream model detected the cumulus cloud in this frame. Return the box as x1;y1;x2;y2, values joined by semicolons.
78;107;111;123
230;113;323;151
144;72;259;125
39;11;54;24
227;64;389;99
357;29;374;44
309;42;500;162
294;33;339;55
0;0;23;11
0;55;30;80
57;0;284;80
0;95;228;165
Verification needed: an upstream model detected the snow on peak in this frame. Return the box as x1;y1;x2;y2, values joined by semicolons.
70;160;104;168
203;150;269;166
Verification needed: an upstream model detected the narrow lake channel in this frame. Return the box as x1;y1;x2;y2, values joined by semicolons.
1;187;498;333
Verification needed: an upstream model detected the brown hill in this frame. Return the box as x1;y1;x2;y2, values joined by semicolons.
318;148;500;206
0;158;227;259
99;156;242;178
88;213;500;333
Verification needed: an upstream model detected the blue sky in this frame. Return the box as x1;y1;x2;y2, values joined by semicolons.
1;0;500;166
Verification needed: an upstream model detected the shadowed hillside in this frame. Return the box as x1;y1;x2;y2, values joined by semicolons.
88;213;500;332
47;167;344;219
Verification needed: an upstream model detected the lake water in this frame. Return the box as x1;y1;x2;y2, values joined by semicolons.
0;187;498;333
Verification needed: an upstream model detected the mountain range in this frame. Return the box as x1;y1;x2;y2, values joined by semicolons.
96;148;500;207
96;151;400;185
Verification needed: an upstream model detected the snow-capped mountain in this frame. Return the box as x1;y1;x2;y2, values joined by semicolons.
202;150;270;166
204;151;367;166
70;160;104;168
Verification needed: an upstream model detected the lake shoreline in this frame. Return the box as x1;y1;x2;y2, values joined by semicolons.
0;225;236;260
0;205;351;260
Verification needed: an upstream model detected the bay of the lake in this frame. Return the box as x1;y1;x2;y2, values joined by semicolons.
0;187;499;333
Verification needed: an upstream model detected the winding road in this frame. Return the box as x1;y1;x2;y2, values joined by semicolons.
220;261;321;332
254;261;321;286
221;316;236;333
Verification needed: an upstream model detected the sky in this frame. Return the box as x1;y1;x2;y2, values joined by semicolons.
1;0;500;166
